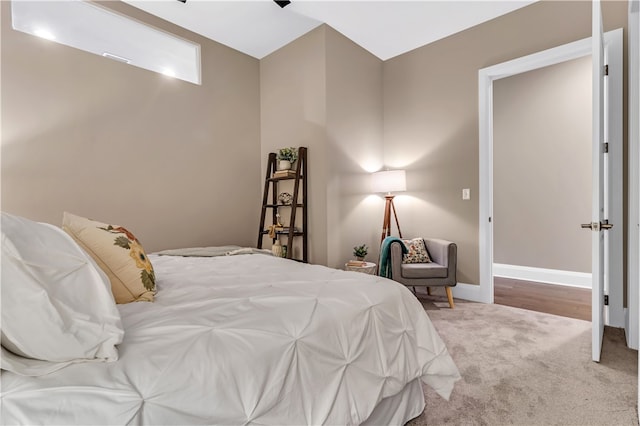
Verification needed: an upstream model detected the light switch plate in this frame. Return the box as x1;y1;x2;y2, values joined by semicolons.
462;188;470;200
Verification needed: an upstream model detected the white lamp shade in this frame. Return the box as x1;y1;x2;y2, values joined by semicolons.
371;170;406;193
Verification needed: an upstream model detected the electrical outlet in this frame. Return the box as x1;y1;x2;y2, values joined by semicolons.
462;188;470;200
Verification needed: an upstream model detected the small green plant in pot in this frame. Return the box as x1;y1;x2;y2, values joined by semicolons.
353;244;368;261
277;147;298;170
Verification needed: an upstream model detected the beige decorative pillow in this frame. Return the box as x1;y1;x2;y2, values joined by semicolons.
62;212;156;304
402;238;432;264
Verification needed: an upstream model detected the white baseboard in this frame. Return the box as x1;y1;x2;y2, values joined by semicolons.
451;282;490;304
493;263;592;289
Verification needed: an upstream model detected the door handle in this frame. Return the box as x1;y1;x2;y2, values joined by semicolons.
581;221;614;231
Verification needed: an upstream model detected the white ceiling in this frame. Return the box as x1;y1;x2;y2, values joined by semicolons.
124;0;538;61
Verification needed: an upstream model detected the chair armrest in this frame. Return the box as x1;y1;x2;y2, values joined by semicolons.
390;241;405;279
424;238;457;282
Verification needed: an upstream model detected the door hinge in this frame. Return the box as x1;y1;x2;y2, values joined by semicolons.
604;64;609;76
604;295;609;305
604;142;609;153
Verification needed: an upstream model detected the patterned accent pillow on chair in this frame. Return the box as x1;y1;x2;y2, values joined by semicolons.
402;238;432;264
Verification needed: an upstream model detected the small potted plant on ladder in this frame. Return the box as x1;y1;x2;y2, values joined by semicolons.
277;147;298;171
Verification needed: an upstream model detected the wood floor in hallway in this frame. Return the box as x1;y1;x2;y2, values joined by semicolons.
494;276;591;321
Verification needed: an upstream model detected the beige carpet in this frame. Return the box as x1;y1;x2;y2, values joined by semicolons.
407;296;638;426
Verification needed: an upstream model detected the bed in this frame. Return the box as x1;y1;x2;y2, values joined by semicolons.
1;213;460;425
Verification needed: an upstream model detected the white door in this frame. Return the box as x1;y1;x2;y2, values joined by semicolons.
589;0;608;363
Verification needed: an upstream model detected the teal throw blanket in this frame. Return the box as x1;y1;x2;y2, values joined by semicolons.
378;236;407;278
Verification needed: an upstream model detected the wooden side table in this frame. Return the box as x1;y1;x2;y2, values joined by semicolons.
345;262;377;275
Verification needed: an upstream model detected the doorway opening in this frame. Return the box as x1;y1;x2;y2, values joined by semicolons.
492;55;592;321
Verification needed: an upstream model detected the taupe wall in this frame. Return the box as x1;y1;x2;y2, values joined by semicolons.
383;0;627;285
260;26;383;267
0;1;261;252
325;28;384;268
493;56;592;273
260;27;328;264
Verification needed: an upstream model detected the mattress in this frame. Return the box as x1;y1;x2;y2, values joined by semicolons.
1;253;460;425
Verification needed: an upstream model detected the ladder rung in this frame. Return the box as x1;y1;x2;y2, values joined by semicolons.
268;175;304;182
260;230;304;236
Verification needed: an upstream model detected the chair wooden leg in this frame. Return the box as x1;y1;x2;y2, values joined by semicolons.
426;287;431;296
445;287;455;309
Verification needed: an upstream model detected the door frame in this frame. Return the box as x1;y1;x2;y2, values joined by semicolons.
628;0;639;352
475;29;624;328
630;0;640;411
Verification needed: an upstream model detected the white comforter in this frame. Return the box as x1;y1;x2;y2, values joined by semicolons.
1;254;460;425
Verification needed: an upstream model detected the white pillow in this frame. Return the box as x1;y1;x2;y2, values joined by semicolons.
1;212;124;376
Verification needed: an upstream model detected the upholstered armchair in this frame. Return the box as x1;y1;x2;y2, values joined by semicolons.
389;238;457;308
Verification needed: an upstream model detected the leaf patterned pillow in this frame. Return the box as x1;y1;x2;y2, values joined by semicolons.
62;212;156;304
402;238;432;264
